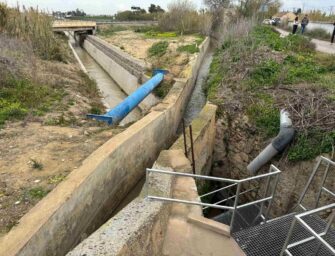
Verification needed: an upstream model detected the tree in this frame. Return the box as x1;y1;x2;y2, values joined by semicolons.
237;0;281;18
159;0;199;34
149;4;165;13
204;0;230;30
131;6;146;14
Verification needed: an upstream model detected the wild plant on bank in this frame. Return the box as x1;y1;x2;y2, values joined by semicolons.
0;3;69;62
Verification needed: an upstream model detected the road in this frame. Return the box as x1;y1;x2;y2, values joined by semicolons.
275;28;335;55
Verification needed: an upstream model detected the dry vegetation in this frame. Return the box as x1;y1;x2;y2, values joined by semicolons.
207;18;334;216
0;4;117;236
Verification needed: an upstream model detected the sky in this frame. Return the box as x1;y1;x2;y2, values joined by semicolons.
1;0;334;15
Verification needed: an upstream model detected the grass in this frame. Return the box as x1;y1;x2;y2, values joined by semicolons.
288;130;335;162
305;28;332;41
177;44;199;54
0;78;64;125
207;24;335;162
246;95;280;138
148;41;169;57
145;31;177;38
205;49;224;101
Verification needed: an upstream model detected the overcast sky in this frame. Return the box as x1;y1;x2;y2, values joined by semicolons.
1;0;334;15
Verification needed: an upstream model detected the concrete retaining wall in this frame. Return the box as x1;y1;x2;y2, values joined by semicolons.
68;103;217;256
83;35;157;111
0;38;211;256
172;103;216;175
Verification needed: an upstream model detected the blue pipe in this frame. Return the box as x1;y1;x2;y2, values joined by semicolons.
87;70;166;125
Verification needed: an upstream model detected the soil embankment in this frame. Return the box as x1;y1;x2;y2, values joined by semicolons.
208;24;335;216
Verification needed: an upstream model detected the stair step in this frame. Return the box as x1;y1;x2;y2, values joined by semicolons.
233;213;335;256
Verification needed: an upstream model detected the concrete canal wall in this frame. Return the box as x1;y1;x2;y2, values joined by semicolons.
0;38;210;256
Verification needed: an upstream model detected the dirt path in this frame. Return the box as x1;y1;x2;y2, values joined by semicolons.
275;28;335;54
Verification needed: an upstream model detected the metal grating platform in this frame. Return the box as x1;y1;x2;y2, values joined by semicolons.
212;204;264;232
233;214;335;256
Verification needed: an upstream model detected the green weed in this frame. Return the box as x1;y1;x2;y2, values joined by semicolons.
247;96;280;138
48;174;67;184
30;159;43;170
0;100;27;125
153;81;173;98
177;44;199;54
288;130;335;161
0;77;62;125
145;31;177;38
249;60;281;88
28;187;48;199
148;41;169;57
205;49;224;101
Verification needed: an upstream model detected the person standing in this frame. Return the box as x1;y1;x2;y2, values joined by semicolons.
301;15;309;34
332;22;335;44
292;16;299;34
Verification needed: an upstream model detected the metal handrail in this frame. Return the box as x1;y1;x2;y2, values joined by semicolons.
294;156;335;212
146;165;281;233
280;203;335;256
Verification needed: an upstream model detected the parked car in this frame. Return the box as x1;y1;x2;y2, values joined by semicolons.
262;19;272;25
262;18;281;26
272;18;281;26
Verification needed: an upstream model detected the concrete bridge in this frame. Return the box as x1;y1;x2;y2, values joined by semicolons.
52;20;97;34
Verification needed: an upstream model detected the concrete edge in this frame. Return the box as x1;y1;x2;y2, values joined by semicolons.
187;214;230;237
68;101;217;256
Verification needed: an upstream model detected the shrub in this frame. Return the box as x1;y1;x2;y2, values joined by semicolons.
148;41;169;57
305;28;331;41
158;0;201;34
133;26;159;33
0;100;27;125
97;25;127;37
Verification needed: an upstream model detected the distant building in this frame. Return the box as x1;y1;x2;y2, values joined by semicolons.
273;12;296;22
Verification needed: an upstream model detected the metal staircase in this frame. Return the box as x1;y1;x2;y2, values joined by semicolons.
145;156;335;256
233;156;335;256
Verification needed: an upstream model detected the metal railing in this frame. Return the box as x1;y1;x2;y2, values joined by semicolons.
294;156;335;212
182;119;195;174
145;165;281;233
281;156;335;256
280;204;335;256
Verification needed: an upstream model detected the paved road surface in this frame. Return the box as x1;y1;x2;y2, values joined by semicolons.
275;28;335;55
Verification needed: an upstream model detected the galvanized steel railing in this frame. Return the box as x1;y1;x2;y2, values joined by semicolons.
280;204;335;256
294;156;335;212
145;165;281;234
281;156;335;256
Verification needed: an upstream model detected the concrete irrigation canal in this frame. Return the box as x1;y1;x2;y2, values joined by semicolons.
1;17;334;256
